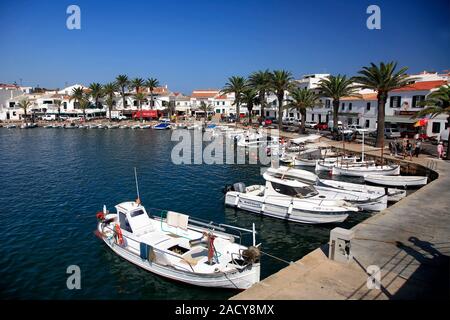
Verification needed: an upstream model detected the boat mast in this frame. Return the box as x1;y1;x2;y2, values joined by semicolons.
362;130;365;162
134;167;140;202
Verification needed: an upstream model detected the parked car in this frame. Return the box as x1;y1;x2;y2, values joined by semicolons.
328;120;343;131
400;128;418;138
348;124;369;134
264;117;276;126
384;128;401;138
282;117;299;125
59;115;69;121
42;114;56;121
316;122;328;130
304;121;318;129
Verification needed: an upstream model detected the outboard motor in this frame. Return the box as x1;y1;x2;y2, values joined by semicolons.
232;182;246;193
222;182;246;194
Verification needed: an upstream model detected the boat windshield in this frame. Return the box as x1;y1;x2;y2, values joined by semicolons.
271;182;318;198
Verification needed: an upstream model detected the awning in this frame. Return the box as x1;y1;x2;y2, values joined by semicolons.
385;116;416;124
132;110;160;118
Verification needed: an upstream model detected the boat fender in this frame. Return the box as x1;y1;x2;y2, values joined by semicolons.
287;201;293;215
234;194;240;207
114;224;124;245
96;212;105;221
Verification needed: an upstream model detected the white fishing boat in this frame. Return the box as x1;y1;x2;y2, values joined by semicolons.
364;175;428;187
43;125;53;128
89;124;99;129
5;124;17;128
331;164;400;177
315;158;374;172
318;179;406;203
224;178;359;224
20;122;37;129
119;125;129;129
262;171;387;211
107;124;120;129
140;125;152;129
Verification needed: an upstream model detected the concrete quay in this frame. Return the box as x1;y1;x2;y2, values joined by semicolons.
232;138;450;300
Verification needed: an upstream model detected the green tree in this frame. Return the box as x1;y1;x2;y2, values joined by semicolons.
248;70;272;121
134;92;146;123
89;82;103;108
317;75;360;131
415;84;450;159
115;74;129;109
198;101;213;126
241;89;259;124
145;78;160;109
270;70;294;128
103;82;118;121
54;98;62;121
285;88;322;133
222;76;246;123
353;62;411;148
18;98;32;123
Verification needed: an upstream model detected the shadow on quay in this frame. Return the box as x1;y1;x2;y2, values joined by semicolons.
344;237;450;300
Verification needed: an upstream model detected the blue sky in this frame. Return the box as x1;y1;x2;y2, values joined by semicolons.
0;0;449;94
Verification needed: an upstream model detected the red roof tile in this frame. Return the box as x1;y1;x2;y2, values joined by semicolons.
392;80;447;92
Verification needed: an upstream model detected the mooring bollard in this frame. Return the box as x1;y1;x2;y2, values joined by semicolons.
329;227;354;263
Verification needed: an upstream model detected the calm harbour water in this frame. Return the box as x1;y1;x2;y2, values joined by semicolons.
0;128;372;299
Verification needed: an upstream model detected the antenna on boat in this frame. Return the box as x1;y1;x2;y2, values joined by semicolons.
134;167;141;204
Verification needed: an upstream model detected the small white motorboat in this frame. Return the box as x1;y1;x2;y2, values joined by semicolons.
262;171;387;211
224;179;359;224
107;124;120;129
89;124;99;129
43;125;53;128
331;164;400;177
290;134;321;144
20;122;37;129
140;125;151;129
5;124;17;128
96;200;261;289
119;125;129;129
364;175;428;187
130;124;141;129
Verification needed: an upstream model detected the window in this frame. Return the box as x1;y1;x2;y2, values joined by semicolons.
266;111;270;117
342;102;345;110
432;122;441;134
119;212;132;233
348;118;353;125
222;102;225;105
390;96;401;108
63;102;67;110
130;209;145;218
412;95;425;108
348;103;352;111
289;113;294;117
365;119;370;128
216;109;221;113
356;118;360;125
311;114;315;121
271;182;318;197
325;100;331;108
366;102;371;111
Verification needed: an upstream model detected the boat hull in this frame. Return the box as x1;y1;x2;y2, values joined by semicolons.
225;191;353;224
364;175;428;187
331;165;400;177
99;229;260;290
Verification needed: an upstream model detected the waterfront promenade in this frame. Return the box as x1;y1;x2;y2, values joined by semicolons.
232;137;450;300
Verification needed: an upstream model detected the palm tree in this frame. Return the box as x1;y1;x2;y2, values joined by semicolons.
415;84;450;159
285;88;322;133
241;89;259;125
130;78;145;94
18;98;32;123
248;70;272;121
222;76;246;123
89;82;103;108
198;101;213;127
317;75;360;131
103;82;118;121
70;87;90;119
134;92;146;123
78;95;91;120
353;62;411;148
54;98;62;121
145;78;160;109
115;75;129;109
270;70;294;128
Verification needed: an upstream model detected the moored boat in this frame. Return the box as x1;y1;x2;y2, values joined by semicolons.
364;175;428;187
331;164;400;177
96;200;261;289
153;122;171;130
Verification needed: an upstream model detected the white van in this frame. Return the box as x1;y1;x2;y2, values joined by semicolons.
42;114;56;121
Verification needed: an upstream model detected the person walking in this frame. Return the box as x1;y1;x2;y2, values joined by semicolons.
406;140;413;161
437;142;444;159
402;137;408;159
414;140;422;158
